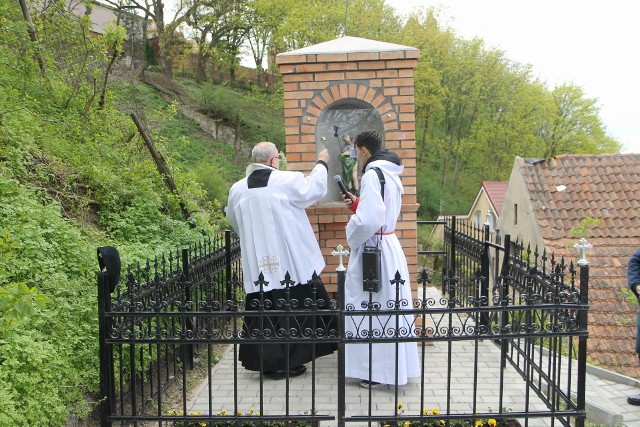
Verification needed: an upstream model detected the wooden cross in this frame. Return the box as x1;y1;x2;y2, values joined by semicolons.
331;244;350;272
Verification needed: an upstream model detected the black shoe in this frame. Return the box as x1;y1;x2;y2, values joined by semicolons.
628;395;640;406
359;380;384;389
265;365;307;379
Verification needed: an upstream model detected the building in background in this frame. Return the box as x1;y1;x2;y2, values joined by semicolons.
498;154;640;378
431;181;508;241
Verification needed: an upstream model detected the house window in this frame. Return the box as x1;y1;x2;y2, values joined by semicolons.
474;210;481;227
514;204;518;225
486;211;494;231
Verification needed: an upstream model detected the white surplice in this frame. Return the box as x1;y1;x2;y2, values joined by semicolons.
344;160;420;386
226;162;327;293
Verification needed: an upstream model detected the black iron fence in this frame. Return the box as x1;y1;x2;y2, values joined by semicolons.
98;219;589;427
98;231;242;425
433;217;589;427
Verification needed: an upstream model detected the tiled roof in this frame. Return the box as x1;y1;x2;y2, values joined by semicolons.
482;181;508;216
517;153;640;378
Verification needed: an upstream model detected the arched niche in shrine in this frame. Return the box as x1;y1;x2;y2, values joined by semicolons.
316;99;385;203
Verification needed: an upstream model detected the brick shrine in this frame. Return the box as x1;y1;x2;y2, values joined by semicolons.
275;36;420;295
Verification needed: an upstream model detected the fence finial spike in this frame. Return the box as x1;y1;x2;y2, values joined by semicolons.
574;238;593;266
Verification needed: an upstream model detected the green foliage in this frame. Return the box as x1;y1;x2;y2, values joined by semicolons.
569;217;600;239
416;167;476;219
177;77;285;147
0;331;80;424
0;281;47;333
109;77;249;211
417;222;444;282
620;287;639;307
0;0;236;423
102;24;126;57
190;163;232;205
0;230;48;335
0;176;100;422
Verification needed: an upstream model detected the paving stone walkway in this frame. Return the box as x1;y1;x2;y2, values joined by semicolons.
185;286;640;427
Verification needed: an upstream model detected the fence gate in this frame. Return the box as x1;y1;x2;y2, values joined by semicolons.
98;221;589;427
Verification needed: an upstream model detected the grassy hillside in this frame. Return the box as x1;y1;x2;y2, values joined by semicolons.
0;6;282;419
175;77;285;151
111;71;285;206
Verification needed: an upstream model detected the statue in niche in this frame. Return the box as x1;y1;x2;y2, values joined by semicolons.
338;134;359;195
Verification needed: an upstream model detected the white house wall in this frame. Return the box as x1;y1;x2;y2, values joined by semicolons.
497;159;546;253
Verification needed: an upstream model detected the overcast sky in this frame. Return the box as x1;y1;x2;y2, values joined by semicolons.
386;0;640;154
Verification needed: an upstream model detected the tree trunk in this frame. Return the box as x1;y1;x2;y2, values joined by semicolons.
98;48;119;109
154;3;173;78
196;52;208;83
160;41;173;78
18;0;45;75
130;113;194;227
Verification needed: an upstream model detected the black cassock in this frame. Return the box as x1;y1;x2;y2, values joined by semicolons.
239;282;337;372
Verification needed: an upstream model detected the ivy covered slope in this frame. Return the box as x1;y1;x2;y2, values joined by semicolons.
0;1;247;424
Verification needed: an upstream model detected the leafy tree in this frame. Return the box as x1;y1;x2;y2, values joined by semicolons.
343;0;402;41
184;0;247;82
462;56;542;179
244;0;284;77
218;3;249;81
273;0;344;51
102;0;193;76
538;83;620;158
402;9;453;170
97;24;127;109
267;0;401;53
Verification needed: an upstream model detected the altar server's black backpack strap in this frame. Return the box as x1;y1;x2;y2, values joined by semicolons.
371;167;385;200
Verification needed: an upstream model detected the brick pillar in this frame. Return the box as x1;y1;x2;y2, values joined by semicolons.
276;37;420;295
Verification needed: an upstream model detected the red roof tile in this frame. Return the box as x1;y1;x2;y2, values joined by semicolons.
482;181;509;216
517;153;640;378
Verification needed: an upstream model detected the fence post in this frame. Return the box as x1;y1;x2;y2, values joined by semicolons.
225;230;233;302
499;234;511;368
337;256;346;427
447;216;457;304
182;248;194;370
331;244;349;427
480;224;490;328
98;271;114;427
576;255;590;427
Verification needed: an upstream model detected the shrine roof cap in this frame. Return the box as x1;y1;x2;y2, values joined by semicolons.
277;36;418;56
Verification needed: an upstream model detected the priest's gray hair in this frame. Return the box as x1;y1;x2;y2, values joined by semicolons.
252;141;278;164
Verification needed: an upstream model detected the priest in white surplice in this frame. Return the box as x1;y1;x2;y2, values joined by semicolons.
339;130;420;388
226;141;337;379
